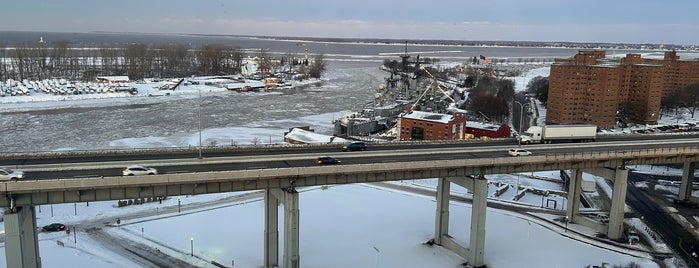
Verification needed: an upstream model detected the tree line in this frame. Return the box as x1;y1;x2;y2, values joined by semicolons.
0;42;326;81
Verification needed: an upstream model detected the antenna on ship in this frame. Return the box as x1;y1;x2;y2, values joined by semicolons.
401;41;410;61
404;41;408;56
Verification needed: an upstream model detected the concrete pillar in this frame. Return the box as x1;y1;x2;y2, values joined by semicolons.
283;188;300;268
607;167;628;239
264;190;279;268
566;169;582;222
680;162;696;201
4;206;41;268
434;178;450;244
468;175;487;267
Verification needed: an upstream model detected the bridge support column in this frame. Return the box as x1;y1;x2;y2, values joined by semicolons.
468;175;487;266
4;206;41;268
680;162;696;201
264;190;279;268
607;167;628;239
566;169;582;222
264;188;300;268
282;188;300;268
433;176;486;267
434;178;450;245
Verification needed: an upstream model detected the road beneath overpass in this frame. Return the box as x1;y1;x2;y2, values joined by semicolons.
627;171;699;266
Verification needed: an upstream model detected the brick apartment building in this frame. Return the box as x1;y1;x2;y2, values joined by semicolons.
547;50;699;128
398;110;467;140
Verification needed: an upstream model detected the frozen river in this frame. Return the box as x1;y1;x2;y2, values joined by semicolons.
0;62;383;152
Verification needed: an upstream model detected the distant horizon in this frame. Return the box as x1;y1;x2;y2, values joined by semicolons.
1;30;693;48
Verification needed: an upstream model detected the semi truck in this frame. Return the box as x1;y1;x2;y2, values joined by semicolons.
518;124;597;144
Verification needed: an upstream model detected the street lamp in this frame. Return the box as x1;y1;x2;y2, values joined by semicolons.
373;246;380;268
197;87;202;159
514;100;531;134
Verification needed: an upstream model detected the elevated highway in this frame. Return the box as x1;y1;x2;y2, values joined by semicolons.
2;135;699;267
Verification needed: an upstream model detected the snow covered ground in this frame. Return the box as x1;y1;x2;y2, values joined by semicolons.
0;176;666;268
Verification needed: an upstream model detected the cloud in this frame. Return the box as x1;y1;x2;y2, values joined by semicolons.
458;21;496;26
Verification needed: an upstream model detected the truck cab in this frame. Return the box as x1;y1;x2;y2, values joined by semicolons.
518;126;542;144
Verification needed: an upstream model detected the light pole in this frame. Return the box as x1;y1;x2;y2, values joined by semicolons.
514;100;531;134
190;237;194;256
373;246;380;268
197;87;202;159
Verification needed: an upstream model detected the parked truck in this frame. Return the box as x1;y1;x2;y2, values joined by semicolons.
518;124;597;144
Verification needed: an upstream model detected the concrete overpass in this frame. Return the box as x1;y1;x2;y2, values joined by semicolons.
2;139;699;267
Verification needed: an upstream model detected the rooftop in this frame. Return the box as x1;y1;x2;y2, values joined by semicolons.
401;110;453;124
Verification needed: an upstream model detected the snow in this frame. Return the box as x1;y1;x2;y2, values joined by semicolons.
0;181;662;268
1;162;681;267
401;110;454;124
284;127;351;144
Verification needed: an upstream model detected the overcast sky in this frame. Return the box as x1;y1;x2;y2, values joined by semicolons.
2;0;698;45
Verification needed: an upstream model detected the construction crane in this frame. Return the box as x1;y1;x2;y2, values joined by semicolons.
410;67;456;111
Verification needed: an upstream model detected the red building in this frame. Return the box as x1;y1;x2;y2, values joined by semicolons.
398;110;467;141
465;122;512;139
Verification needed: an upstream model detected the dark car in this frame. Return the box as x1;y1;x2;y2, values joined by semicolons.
341;141;367;151
316;156;342;165
673;199;698;208
42;223;66;232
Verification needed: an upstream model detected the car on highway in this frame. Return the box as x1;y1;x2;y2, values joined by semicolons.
316;156;342;165
673;198;698;208
0;168;24;181
41;223;66;232
122;165;158;176
341;141;367;151
508;148;532;156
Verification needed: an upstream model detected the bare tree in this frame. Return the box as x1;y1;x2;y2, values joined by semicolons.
199;44;229;75
11;43;29;80
255;49;272;76
526;76;549;106
308;53;327;78
124;43;150;79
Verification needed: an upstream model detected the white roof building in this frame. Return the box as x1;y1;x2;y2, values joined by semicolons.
96;76;130;83
284;127;350;145
400;110;454;124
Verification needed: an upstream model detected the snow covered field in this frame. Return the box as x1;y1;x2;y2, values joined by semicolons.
0;179;664;268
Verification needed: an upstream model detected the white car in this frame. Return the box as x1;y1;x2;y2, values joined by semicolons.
122;165;158;176
0;168;24;181
508;148;532;156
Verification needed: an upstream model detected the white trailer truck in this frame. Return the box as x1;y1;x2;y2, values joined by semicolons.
518;124;597;144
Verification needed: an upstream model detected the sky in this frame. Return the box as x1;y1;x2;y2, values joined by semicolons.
2;0;699;45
